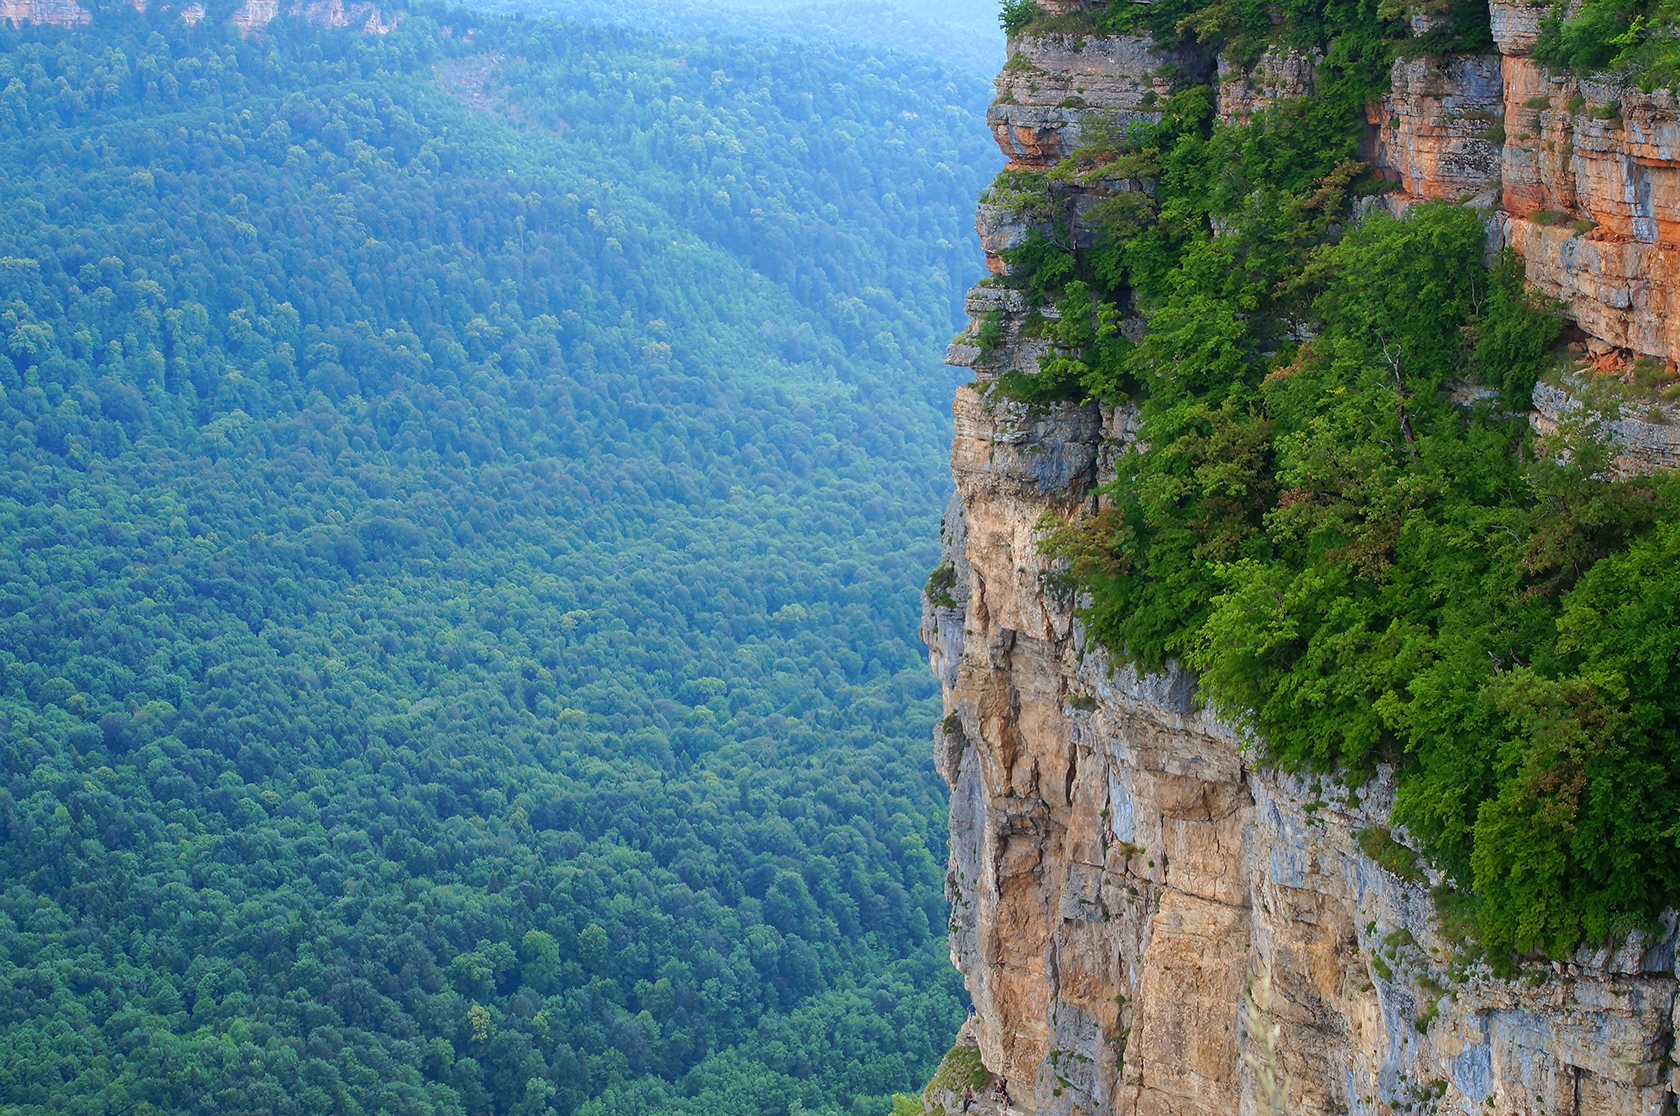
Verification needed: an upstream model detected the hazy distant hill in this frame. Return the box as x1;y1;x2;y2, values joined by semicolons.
477;0;1007;75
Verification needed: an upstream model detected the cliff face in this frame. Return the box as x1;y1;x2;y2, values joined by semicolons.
0;0;85;26
3;0;389;34
924;9;1680;1115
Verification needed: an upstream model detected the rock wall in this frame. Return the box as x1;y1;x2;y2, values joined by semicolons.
925;7;1680;1114
1498;57;1680;356
0;0;86;26
990;35;1210;168
231;0;393;35
1367;53;1504;204
4;0;389;34
922;384;1680;1116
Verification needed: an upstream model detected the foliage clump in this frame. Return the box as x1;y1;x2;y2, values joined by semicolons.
990;0;1680;961
1358;826;1427;882
926;562;961;607
928;1042;991;1092
1533;0;1680;87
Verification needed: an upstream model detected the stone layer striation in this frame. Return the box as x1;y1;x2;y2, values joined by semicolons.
930;6;1680;1114
4;0;391;34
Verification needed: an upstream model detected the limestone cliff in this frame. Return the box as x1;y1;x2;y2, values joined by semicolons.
3;0;390;34
0;0;86;28
922;7;1680;1114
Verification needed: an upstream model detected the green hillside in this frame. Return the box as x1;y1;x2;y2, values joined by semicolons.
476;0;1007;77
0;7;994;1114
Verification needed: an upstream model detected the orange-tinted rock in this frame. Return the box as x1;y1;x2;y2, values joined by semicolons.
931;10;1680;1116
1500;59;1680;238
0;0;87;27
1505;216;1680;356
1367;54;1504;202
989;34;1206;167
924;383;1680;1116
1499;57;1680;356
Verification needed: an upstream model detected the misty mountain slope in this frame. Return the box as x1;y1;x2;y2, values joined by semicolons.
472;0;1005;75
0;7;995;1115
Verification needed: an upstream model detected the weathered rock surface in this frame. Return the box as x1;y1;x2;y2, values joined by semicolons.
4;0;389;33
1532;377;1680;473
1489;0;1550;55
990;34;1209;167
927;7;1680;1115
232;0;393;34
1217;49;1317;126
923;381;1680;1116
0;0;86;26
1368;53;1505;202
1498;56;1680;356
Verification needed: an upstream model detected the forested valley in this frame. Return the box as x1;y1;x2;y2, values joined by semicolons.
477;0;1005;78
0;6;996;1113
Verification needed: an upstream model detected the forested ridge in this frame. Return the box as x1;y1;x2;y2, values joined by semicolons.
474;0;1006;77
0;6;994;1114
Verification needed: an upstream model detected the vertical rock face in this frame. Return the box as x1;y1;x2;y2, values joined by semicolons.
927;10;1680;1115
924;380;1680;1115
991;35;1210;168
1498;56;1680;355
1368;54;1505;202
1489;0;1552;55
0;0;87;26
230;0;393;35
1218;49;1318;126
4;0;389;33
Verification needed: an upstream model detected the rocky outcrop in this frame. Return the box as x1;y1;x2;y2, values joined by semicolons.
1368;53;1504;203
0;0;87;26
232;0;393;35
1532;376;1680;474
922;374;1680;1115
925;8;1680;1115
4;0;388;33
991;34;1209;167
1218;48;1317;127
1498;57;1680;356
1490;0;1549;55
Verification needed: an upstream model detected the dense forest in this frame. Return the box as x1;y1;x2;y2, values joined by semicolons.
0;6;995;1113
484;0;1006;76
995;0;1680;959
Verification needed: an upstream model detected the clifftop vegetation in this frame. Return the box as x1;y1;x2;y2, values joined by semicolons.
1534;0;1680;85
0;6;994;1113
991;0;1680;958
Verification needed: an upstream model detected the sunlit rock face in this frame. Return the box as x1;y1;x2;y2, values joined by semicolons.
1499;55;1680;358
1368;53;1505;203
989;34;1210;168
922;381;1680;1116
927;7;1680;1114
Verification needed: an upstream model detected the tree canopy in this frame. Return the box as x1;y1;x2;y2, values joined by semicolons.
996;0;1680;960
0;6;995;1113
